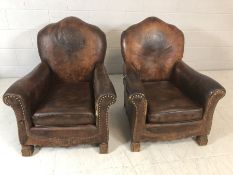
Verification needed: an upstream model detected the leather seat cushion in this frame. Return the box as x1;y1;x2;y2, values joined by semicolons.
32;82;95;127
144;81;203;124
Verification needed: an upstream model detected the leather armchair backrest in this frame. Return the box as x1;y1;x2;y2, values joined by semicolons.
37;17;106;83
121;17;184;81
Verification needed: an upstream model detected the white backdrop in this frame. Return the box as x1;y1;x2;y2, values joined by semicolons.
0;0;233;77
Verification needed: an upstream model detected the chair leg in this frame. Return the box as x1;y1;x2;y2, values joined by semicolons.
131;142;140;152
99;143;108;154
196;135;208;146
21;145;34;156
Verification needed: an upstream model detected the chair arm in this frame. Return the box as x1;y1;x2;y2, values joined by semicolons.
3;62;51;127
93;63;116;108
123;64;145;98
172;61;226;111
123;64;147;141
93;64;116;139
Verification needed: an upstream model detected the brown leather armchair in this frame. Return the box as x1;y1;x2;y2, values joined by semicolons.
121;17;226;152
3;17;116;156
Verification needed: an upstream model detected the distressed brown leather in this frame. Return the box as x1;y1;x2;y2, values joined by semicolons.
94;64;116;104
38;16;106;83
121;17;184;81
123;64;145;96
122;17;226;151
144;81;203;124
32;82;95;127
3;17;116;156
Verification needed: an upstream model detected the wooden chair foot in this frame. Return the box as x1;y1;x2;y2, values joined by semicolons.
131;142;140;152
99;143;108;154
21;145;34;156
196;135;208;146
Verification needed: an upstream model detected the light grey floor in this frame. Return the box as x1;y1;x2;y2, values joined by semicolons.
0;71;233;175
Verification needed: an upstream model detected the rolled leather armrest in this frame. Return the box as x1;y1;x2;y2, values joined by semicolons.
93;63;116;106
123;64;145;97
123;64;147;141
3;62;51;120
172;61;226;108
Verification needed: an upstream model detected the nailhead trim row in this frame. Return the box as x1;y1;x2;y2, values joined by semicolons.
128;93;147;140
96;94;116;140
3;94;31;136
4;95;25;116
4;95;28;130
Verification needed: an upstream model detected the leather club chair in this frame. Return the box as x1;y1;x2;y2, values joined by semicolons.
3;17;116;156
121;17;226;152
